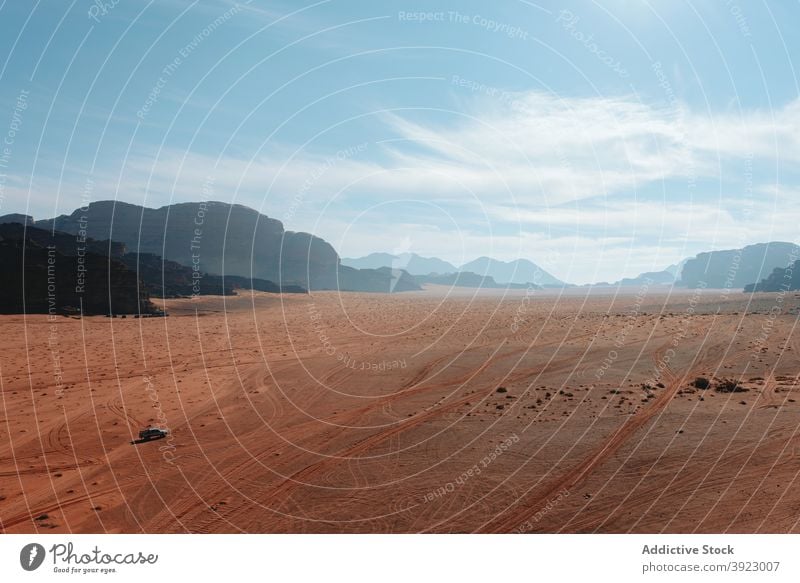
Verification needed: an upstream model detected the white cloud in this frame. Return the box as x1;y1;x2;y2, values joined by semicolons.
89;91;800;217
13;91;800;282
377;92;800;205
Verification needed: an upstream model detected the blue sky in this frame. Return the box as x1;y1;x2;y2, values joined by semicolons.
1;0;799;283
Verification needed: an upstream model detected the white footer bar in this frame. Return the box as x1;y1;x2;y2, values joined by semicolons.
1;534;798;582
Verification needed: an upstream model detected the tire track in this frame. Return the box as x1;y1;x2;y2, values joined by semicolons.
479;320;715;533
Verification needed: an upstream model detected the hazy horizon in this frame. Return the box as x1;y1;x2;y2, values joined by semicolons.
6;197;800;286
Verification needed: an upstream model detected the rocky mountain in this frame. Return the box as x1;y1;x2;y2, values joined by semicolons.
459;257;563;286
32;201;420;293
0;223;155;315
744;260;800;293
341;253;458;276
34;201;335;288
679;242;800;289
664;260;688;280
0;213;34;226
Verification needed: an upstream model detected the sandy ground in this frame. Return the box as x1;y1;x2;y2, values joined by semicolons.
2;286;800;533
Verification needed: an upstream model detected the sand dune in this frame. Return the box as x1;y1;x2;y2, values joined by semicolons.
2;288;800;533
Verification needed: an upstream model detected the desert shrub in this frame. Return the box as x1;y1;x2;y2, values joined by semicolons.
715;379;748;393
692;377;711;390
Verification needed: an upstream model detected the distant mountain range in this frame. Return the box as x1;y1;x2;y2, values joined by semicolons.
609;243;800;291
608;270;677;287
4;201;421;295
342;253;563;286
459;257;563;286
342;253;458;276
586;245;800;291
678;242;800;290
5;201;800;303
415;272;537;290
344;245;800;291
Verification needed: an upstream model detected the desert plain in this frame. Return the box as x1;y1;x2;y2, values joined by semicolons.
2;286;800;533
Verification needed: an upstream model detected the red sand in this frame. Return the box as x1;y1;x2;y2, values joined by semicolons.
2;288;800;533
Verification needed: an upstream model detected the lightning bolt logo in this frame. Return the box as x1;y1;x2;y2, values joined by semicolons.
20;543;46;571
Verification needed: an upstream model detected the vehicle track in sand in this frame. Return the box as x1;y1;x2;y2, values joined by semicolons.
141;324;661;531
168;330;643;531
478;320;722;533
143;353;502;531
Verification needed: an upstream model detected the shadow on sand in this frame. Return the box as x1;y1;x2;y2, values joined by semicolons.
129;434;168;446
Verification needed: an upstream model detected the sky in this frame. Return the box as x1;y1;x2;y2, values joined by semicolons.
0;0;798;284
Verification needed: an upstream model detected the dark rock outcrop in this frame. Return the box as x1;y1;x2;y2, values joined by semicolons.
744;260;800;292
0;223;154;315
0;222;306;315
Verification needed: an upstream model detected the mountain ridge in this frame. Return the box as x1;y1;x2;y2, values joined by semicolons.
343;253;564;286
341;252;458;276
459;256;563;286
679;242;800;289
16;201;420;294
